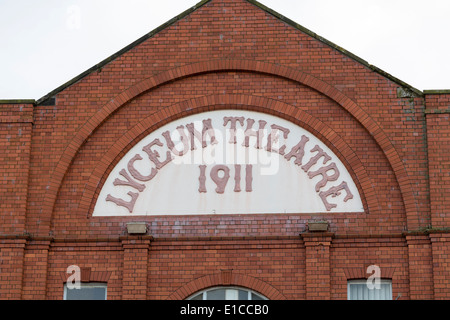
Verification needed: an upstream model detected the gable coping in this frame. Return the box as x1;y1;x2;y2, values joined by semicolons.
5;0;434;105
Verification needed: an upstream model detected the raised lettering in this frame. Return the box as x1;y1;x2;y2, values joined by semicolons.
266;124;290;155
245;164;253;192
198;165;207;193
198;165;253;194
162;125;189;156
210;165;230;194
106;191;139;213
319;181;354;211
223;116;245;144
301;145;332;172
284;135;309;165
242;118;267;149
186;119;218;150
98;112;361;216
113;169;146;192
234;164;241;192
128;154;157;182
142;138;172;169
308;162;340;192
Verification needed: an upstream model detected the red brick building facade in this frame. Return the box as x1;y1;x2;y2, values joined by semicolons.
1;0;449;300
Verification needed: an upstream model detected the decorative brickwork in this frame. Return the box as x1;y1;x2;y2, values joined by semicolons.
1;0;449;300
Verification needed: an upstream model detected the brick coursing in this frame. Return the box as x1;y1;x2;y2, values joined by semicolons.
1;0;448;300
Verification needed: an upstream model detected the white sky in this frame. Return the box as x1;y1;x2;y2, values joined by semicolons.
1;0;449;100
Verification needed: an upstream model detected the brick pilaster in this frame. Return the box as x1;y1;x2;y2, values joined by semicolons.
0;239;26;299
425;93;450;229
430;233;450;300
0;103;33;236
301;233;333;300
22;239;51;300
405;234;434;299
121;237;152;300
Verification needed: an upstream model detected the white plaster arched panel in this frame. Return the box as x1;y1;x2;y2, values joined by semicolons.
93;110;363;216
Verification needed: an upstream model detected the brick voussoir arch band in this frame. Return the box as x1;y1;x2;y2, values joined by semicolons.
42;59;416;232
166;272;287;300
81;96;375;217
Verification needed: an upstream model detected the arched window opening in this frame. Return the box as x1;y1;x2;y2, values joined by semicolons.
187;286;268;300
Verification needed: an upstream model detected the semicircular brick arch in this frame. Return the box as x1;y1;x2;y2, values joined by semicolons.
42;59;417;232
81;95;375;218
166;271;287;300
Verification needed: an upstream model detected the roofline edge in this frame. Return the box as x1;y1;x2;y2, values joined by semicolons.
245;0;424;97
423;89;450;95
0;99;36;105
35;0;427;105
35;0;212;106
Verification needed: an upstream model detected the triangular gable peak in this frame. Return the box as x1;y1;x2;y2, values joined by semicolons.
35;0;421;106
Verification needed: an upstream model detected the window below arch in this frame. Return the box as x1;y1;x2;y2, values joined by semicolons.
63;282;107;300
187;287;268;300
347;279;392;300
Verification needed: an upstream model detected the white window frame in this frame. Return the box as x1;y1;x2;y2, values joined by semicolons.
347;279;392;300
63;282;108;300
187;286;268;300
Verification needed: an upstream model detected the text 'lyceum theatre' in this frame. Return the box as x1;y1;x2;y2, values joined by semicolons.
95;110;362;216
1;0;449;301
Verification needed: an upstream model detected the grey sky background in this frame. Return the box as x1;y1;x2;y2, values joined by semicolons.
1;0;449;100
